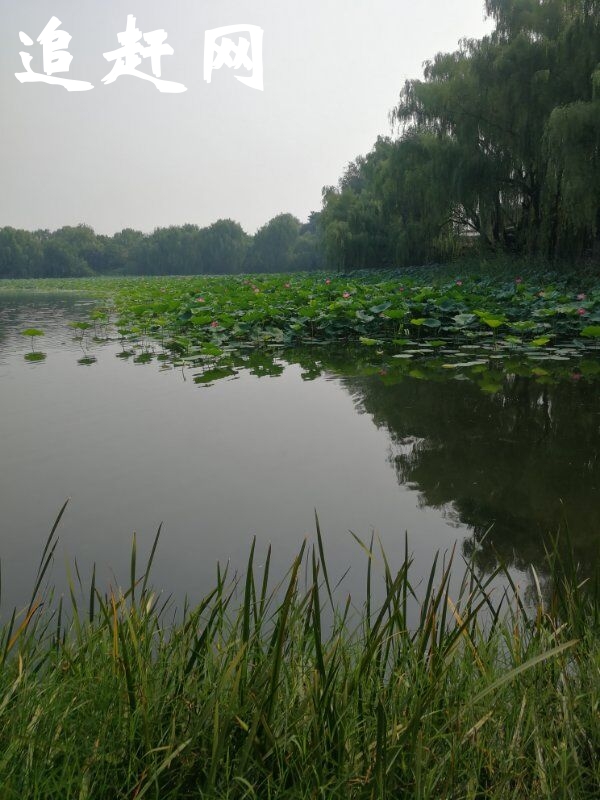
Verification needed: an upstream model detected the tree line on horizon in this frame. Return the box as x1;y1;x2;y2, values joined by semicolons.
0;214;324;279
1;0;598;279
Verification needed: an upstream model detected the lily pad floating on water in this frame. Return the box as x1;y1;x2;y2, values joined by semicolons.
442;360;488;369
581;325;600;338
399;349;427;355
453;313;477;327
77;356;97;366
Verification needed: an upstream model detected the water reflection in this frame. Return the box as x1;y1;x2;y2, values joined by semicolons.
0;292;96;361
150;335;600;581
1;292;599;612
341;371;600;577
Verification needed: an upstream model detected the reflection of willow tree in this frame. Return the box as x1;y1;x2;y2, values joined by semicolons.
189;341;600;580
341;373;600;576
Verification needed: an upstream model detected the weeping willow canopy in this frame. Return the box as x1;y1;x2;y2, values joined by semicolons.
320;0;600;267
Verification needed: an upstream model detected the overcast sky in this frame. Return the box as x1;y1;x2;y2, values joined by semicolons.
0;1;493;235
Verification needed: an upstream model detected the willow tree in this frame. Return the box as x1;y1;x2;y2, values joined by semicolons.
390;0;600;260
321;138;395;270
320;135;460;269
243;214;301;273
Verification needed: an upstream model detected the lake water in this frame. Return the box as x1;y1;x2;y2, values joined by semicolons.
1;292;599;614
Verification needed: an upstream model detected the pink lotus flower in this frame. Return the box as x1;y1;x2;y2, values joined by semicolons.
342;291;351;299
378;369;387;376
196;297;205;303
398;286;405;293
571;372;582;381
577;308;586;316
210;320;219;328
515;277;523;284
284;282;290;288
456;280;463;286
577;293;586;300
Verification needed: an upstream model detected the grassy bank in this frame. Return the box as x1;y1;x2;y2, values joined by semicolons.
1;509;599;798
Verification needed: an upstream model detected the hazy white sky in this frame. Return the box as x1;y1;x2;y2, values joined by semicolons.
0;1;493;235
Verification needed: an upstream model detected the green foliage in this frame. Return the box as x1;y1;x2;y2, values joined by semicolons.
581;325;600;338
0;509;598;798
321;0;600;268
244;213;302;273
102;270;600;375
0;215;323;279
20;327;45;356
5;268;594;393
201;219;249;274
20;328;44;338
0;227;43;278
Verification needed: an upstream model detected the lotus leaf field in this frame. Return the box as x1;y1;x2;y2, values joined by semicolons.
23;268;595;387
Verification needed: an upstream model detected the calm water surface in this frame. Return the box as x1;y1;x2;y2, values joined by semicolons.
1;293;599;612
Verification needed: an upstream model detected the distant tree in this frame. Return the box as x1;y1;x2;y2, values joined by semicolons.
41;239;92;277
284;212;324;272
0;227;43;278
244;214;301;273
140;226;201;275
199;219;249;274
51;225;105;273
290;235;324;272
103;228;148;274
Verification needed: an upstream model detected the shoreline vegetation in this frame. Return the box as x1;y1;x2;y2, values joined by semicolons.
0;506;598;798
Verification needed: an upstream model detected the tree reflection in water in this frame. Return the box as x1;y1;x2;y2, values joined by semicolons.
341;371;600;579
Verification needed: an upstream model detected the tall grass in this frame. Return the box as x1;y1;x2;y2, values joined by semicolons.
0;509;598;799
